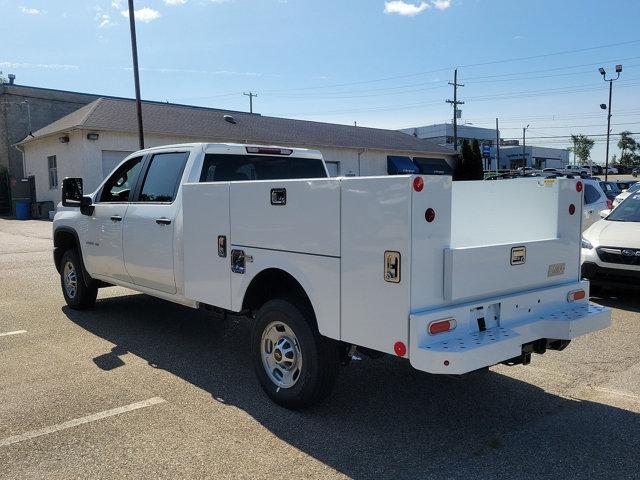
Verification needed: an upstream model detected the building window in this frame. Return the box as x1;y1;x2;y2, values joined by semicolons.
47;156;58;190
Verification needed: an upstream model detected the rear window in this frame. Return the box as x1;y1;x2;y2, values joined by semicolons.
584;184;602;205
200;154;327;182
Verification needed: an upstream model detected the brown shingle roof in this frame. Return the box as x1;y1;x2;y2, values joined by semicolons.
21;97;454;155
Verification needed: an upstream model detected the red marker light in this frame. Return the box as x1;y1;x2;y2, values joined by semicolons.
567;289;586;302
428;318;457;335
413;177;424;192
425;208;436;223
394;341;407;357
569;204;576;215
576;181;583;192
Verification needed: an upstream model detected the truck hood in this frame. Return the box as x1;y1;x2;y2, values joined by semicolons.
584;219;640;248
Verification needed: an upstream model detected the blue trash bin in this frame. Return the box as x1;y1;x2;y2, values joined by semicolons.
15;201;31;220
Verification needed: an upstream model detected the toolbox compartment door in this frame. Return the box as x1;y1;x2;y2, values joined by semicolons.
443;238;578;302
182;182;232;309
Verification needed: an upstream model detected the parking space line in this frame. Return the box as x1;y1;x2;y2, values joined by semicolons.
0;330;27;337
0;397;166;448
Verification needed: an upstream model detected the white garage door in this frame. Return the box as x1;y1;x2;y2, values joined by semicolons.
101;150;134;179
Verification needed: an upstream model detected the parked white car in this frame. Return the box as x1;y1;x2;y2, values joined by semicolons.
582;179;611;231
582;192;640;288
564;165;590;176
613;182;640;208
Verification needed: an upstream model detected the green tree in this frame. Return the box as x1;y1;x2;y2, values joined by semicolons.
470;139;485;180
570;134;595;164
617;131;638;166
454;139;471;180
0;71;7;84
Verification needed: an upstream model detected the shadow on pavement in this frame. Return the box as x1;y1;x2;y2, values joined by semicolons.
592;290;640;313
63;294;640;480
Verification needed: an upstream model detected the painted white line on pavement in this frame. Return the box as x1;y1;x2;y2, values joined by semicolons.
0;397;166;448
0;330;27;337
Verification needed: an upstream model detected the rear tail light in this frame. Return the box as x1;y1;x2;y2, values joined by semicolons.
428;318;457;335
567;289;586;302
245;146;293;155
607;199;613;210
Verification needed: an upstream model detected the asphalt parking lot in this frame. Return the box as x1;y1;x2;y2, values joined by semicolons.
1;218;639;480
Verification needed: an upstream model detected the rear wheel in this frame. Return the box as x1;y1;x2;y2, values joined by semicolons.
60;249;97;310
251;298;339;409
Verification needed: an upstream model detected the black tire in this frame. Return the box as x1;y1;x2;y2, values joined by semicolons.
60;249;98;310
251;298;340;409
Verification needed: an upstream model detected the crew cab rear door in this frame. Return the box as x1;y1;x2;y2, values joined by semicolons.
122;151;189;294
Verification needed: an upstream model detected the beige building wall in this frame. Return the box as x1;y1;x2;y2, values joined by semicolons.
22;130;454;204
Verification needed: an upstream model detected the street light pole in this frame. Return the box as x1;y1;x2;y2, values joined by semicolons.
128;0;145;150
599;64;622;182
522;124;529;171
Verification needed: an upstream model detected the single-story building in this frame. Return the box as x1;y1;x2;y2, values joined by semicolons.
489;145;570;170
17;97;456;204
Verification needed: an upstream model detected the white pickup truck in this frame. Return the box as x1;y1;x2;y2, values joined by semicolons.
54;143;611;408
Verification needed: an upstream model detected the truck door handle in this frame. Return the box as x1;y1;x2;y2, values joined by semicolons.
110;215;122;222
155;218;172;225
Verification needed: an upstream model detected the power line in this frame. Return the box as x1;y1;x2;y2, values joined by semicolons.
260;39;640;94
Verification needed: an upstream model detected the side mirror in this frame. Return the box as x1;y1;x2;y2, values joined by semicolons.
80;196;94;216
61;178;83;207
599;209;611;218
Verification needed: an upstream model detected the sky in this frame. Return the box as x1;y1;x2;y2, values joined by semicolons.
2;0;640;163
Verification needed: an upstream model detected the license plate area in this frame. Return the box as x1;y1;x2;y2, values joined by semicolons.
471;303;500;332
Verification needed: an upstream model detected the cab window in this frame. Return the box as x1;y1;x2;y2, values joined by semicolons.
138;152;189;203
199;154;327;182
99;157;143;202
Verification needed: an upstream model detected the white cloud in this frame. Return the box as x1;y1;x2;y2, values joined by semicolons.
97;13;117;28
384;1;430;16
164;0;187;4
111;0;125;9
0;61;79;70
432;0;451;9
384;0;452;16
121;7;161;23
20;6;41;15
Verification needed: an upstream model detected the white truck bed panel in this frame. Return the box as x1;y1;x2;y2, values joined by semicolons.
340;176;412;355
182;183;232;309
443;238;580;302
230;179;341;257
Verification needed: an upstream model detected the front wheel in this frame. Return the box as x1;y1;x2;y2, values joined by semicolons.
60;249;98;310
251;298;340;409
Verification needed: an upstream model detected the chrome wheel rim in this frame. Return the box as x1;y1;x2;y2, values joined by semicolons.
261;321;302;389
63;261;78;299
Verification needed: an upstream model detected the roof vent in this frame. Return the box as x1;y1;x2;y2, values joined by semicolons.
224;114;237;124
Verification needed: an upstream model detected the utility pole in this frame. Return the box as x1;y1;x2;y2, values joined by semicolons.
495;117;500;174
243;92;258;114
446;69;464;151
127;0;144;149
599;64;621;182
522;124;530;171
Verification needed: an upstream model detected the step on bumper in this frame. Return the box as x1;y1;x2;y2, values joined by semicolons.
409;303;610;375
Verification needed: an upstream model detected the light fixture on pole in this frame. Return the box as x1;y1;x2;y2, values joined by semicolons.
599;64;622;181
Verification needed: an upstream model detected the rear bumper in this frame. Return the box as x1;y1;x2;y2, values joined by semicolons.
582;262;640;288
409;282;611;375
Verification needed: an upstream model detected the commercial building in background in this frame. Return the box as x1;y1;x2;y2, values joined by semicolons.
400;123;496;147
489;145;570;170
0;78;100;213
17;97;455;204
400;123;570;171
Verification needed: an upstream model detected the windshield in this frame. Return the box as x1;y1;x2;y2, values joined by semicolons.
627;183;640;194
607;194;640;222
